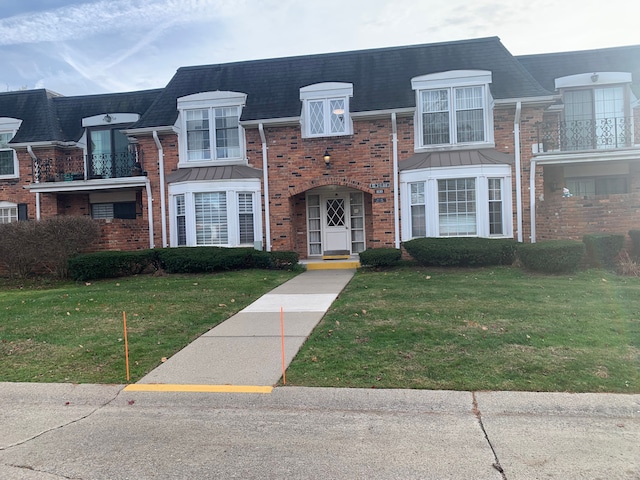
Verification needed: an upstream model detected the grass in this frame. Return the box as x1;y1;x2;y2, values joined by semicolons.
0;270;297;383
284;266;640;393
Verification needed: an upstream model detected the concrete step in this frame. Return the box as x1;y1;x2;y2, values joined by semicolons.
305;260;360;270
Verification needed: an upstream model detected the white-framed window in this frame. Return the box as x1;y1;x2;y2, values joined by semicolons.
0;117;22;179
300;83;353;138
177;92;247;166
401;165;512;240
556;73;633;151
169;180;261;248
412;71;493;150
0;201;18;223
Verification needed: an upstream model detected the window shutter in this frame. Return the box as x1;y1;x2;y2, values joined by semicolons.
17;203;28;221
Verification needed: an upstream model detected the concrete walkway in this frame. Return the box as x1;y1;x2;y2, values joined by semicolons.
130;269;354;390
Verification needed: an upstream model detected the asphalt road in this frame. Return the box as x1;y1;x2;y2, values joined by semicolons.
0;383;638;479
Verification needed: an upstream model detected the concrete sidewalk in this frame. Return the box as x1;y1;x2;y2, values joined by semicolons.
131;269;354;389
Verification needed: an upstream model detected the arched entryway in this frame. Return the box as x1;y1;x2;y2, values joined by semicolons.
291;186;372;258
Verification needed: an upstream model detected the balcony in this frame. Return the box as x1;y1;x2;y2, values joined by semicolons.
536;117;639;153
32;149;143;183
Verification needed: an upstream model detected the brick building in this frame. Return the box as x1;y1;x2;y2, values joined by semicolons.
1;37;639;258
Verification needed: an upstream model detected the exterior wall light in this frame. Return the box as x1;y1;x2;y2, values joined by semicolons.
323;150;331;168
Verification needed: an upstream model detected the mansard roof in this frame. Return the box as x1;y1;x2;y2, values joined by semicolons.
517;44;640;97
0;89;62;143
0;88;161;145
134;36;552;129
52;89;161;142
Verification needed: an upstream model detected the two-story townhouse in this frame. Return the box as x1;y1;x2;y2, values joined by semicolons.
2;37;638;262
126;37;551;258
0;89;161;250
518;45;640;242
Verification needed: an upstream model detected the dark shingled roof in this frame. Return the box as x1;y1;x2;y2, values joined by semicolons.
517;44;640;97
166;165;262;183
0;89;62;143
1;89;161;144
134;37;552;129
52;89;162;142
399;149;514;171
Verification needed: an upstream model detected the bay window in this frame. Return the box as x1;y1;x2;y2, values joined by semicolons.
401;165;512;240
169;181;261;248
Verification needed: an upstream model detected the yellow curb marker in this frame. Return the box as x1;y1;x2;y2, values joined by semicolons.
124;384;273;394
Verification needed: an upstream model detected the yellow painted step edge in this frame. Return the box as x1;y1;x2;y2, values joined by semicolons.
306;261;360;270
124;384;273;394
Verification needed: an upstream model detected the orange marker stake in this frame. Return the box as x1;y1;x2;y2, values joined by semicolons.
123;311;130;383
280;306;286;385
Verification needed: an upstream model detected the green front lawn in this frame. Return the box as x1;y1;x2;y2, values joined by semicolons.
0;270;297;383
285;266;640;393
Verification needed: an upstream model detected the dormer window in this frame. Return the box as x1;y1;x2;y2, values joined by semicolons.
178;92;247;166
0;117;22;179
412;71;493;149
300;83;353;138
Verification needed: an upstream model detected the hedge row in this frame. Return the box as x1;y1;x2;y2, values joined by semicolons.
68;248;299;281
403;237;517;267
516;240;585;273
359;248;402;267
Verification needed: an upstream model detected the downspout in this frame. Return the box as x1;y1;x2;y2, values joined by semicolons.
259;123;272;251
391;113;400;249
145;178;155;249
530;158;537;243
152;131;168;248
26;146;41;220
514;102;523;242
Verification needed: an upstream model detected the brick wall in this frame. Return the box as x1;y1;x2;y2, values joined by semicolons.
246;116;402;253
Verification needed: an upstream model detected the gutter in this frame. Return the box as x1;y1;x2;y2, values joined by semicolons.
152;131;167;248
26;145;41;220
514;102;523;242
259;123;272;251
391;113;400;249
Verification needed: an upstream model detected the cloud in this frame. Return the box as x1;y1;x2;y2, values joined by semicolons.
0;0;242;46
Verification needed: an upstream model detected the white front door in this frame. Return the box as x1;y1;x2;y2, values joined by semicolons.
323;195;350;253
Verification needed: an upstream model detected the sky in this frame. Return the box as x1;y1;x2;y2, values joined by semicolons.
0;0;638;96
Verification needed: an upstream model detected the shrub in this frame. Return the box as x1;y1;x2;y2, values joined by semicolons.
68;250;158;281
629;230;640;260
582;234;625;270
359;248;402;267
39;216;101;278
0;216;99;279
516;240;585;273
616;250;640;277
0;221;40;278
269;251;300;270
156;247;272;274
402;237;516;267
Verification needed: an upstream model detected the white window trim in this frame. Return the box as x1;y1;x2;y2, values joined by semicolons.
411;71;494;151
400;164;512;240
300;82;353;138
0;117;22;179
168;179;262;248
0;200;18;223
177;91;248;168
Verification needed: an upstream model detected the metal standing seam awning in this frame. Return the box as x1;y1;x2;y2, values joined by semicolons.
398;148;514;171
165;165;263;183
